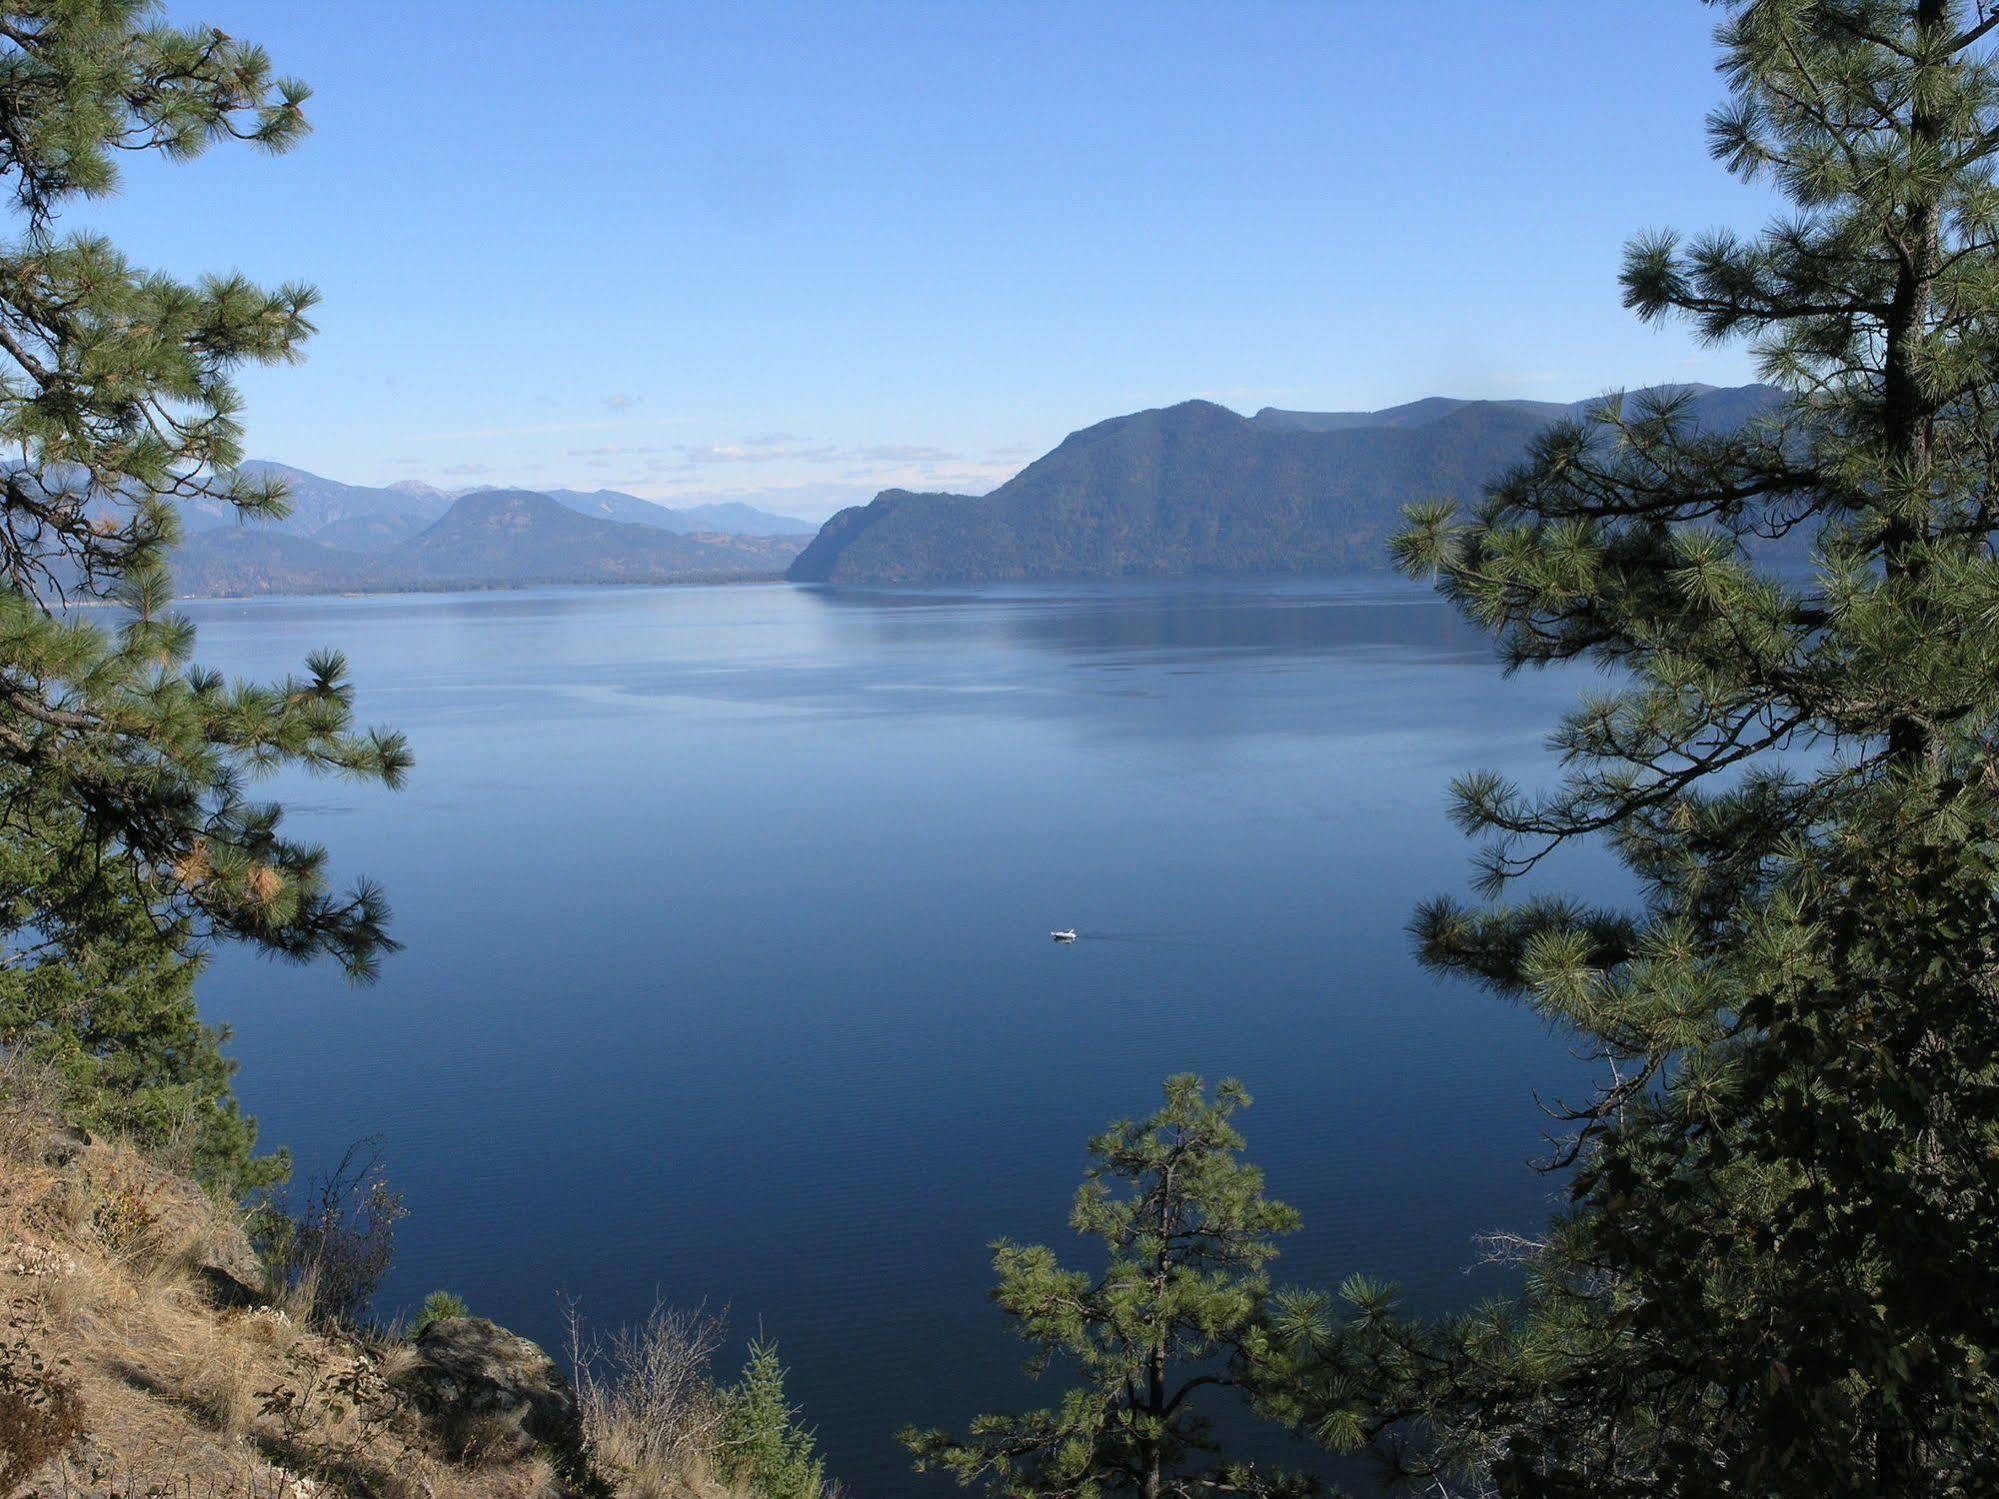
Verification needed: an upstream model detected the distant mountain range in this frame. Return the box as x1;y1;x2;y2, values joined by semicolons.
788;384;1784;584
179;463;816;548
164;390;1785;598
171;463;811;597
543;489;814;536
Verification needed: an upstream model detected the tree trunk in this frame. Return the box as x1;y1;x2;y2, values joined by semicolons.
1871;12;1949;1489
1880;0;1945;768
1143;1339;1166;1499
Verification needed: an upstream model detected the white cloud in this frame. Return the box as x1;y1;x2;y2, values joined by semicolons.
848;443;961;463
407;414;707;442
680;436;840;465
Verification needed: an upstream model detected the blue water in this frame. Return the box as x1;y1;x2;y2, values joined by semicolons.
186;577;1617;1493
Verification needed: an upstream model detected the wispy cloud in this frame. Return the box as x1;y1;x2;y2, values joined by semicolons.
669;434;971;470
565;443;667;458
393;418;1018;515
847;443;961;463
605;394;640;409
408;415;707;442
681;435;840;465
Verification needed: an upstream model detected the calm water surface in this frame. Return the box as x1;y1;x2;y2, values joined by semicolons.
187;577;1618;1493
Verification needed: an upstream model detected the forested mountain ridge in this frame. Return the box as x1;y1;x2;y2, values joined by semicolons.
788;383;1784;583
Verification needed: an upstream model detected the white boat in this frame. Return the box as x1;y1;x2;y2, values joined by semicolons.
1051;929;1078;943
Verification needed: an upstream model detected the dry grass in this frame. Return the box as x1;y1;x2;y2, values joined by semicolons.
170;1318;263;1439
0;1054;742;1499
0;1064;651;1499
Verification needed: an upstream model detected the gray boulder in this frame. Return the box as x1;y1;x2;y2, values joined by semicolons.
193;1219;268;1308
396;1317;586;1469
38;1119;90;1168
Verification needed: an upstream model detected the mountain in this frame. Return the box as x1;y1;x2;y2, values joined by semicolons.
1249;383;1764;435
788;384;1785;584
393;489;799;583
384;478;453;502
545;488;818;535
676;500;819;536
169;530;389;597
542;487;698;529
1252;395;1571;433
194;465;814;552
310;510;437;550
171;488;806;597
189;461;452;547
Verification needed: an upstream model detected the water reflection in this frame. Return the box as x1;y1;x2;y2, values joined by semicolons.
796;576;1491;661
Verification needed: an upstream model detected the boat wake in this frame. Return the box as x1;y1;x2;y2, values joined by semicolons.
1053;930;1202;948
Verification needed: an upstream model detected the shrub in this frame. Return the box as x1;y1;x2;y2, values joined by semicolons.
564;1302;834;1499
255;1138;405;1329
567;1299;726;1499
0;1309;86;1493
408;1290;469;1340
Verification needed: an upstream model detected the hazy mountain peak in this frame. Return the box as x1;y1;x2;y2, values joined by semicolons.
446;487;570;514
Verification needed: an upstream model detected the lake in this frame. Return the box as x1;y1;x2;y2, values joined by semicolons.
187;576;1618;1493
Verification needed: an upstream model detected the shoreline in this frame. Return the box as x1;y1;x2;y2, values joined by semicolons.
166;569;796;603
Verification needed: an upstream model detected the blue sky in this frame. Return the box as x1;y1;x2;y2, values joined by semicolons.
76;3;1775;520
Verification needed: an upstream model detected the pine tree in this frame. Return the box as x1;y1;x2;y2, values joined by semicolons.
905;1076;1315;1499
0;5;406;1174
717;1340;830;1499
0;811;286;1193
1265;2;1999;1494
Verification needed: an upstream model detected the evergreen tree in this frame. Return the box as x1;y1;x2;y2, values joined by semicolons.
0;4;406;1177
0;811;285;1193
906;1076;1315;1499
1266;2;1999;1493
718;1340;830;1499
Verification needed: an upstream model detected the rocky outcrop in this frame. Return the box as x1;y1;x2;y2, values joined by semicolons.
36;1118;91;1168
395;1317;588;1472
193;1218;268;1308
18;1108;269;1308
1;1096;613;1499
